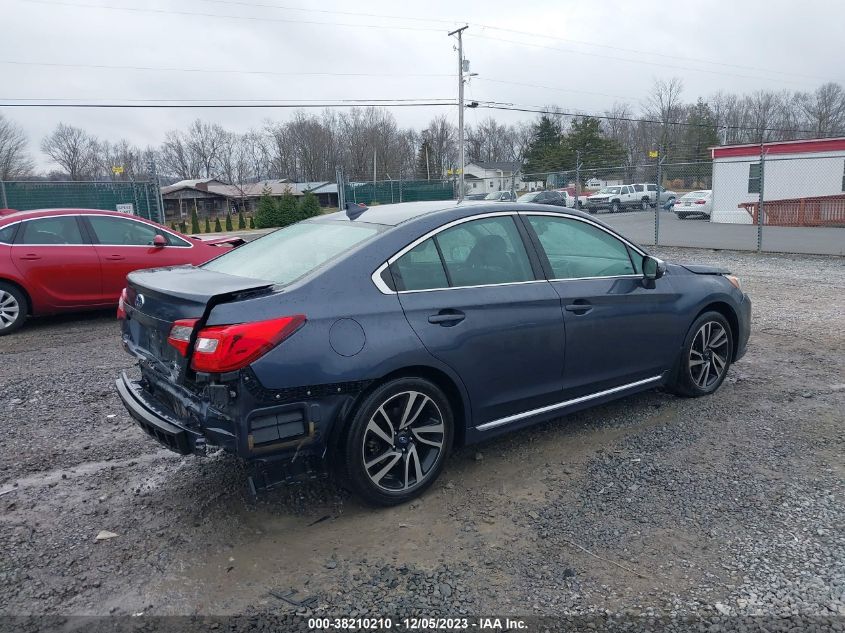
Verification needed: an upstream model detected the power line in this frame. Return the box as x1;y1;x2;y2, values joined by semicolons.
178;0;827;82
19;0;446;32
0;59;453;79
475;102;821;136
0;100;457;108
467;34;820;87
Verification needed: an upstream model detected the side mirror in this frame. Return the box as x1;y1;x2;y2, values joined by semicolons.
152;234;167;248
642;255;666;280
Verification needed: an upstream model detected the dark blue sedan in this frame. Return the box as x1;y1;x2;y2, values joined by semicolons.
115;201;750;505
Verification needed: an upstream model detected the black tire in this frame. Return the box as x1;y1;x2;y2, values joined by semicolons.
611;201;620;213
641;198;650;211
668;311;733;397
341;377;454;506
0;281;28;336
676;212;688;219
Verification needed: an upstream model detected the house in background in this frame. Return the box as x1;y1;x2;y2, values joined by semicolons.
288;181;339;208
711;137;845;224
463;161;542;194
161;178;304;220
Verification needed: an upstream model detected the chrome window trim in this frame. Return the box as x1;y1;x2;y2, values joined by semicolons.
370;209;650;295
476;374;664;432
1;214;193;248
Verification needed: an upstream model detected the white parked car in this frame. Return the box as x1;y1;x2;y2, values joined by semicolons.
674;190;713;219
633;183;678;207
585;185;642;213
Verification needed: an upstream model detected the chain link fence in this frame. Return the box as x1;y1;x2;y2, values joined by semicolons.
0;180;164;223
529;155;845;256
343;179;455;206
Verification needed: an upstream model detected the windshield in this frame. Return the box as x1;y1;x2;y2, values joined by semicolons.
517;192;540;202
598;187;621;194
203;221;380;284
484;192;504;200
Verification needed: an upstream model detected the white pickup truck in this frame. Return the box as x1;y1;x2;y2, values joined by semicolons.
585;185;646;213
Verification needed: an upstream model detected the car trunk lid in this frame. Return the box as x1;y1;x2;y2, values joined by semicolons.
122;266;274;383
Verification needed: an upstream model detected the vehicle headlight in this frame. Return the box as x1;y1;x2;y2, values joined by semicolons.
725;274;741;290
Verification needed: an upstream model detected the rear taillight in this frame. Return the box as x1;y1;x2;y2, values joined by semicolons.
190;315;306;373
694;199;706;205
117;288;128;320
167;318;199;356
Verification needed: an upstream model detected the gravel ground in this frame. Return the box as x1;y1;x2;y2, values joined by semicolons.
1;247;843;631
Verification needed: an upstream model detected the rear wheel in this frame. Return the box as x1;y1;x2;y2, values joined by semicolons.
0;282;27;336
676;212;688;219
641;198;650;210
342;378;453;506
669;311;733;397
611;201;620;213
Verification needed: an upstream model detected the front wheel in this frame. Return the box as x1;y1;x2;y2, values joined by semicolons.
0;282;28;336
611;201;620;213
342;378;454;506
669;311;733;397
641;199;650;211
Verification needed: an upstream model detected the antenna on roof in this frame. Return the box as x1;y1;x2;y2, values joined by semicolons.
345;201;368;220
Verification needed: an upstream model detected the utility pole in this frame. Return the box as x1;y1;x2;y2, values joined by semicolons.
449;25;469;202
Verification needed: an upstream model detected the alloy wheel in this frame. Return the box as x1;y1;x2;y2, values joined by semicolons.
689;321;729;389
0;290;20;330
361;390;445;492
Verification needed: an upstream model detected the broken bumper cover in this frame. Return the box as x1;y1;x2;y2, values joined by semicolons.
116;371;204;456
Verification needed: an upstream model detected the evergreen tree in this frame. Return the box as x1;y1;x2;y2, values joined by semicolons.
277;188;299;227
170;221;177;230
178;221;186;233
204;216;211;233
214;217;222;232
237;210;246;230
225;212;233;232
254;185;278;228
248;216;255;229
523;115;563;180
299;191;322;220
190;206;200;234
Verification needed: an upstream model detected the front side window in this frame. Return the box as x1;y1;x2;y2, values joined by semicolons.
526;215;636;279
87;216;188;246
205;221;379;285
18;216;85;245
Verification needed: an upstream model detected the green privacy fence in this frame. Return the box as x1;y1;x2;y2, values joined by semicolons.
345;179;455;205
0;180;163;222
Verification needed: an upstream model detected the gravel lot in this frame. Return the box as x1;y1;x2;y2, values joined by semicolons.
1;247;843;631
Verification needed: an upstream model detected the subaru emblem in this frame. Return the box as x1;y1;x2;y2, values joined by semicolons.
135;294;145;309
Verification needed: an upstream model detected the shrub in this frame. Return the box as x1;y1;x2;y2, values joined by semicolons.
190;207;200;234
254;186;278;228
214;217;222;232
170;221;177;230
204;216;211;233
248;216;255;229
178;221;186;233
237;210;246;230
277;188;299;227
225;213;233;232
299;191;322;220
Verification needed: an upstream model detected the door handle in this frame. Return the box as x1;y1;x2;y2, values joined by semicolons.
428;310;465;325
19;254;41;261
565;301;592;314
105;255;126;261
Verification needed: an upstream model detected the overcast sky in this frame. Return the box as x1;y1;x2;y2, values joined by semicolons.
2;0;844;170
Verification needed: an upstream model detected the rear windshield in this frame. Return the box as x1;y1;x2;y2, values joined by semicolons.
203;221;380;285
517;192;540;202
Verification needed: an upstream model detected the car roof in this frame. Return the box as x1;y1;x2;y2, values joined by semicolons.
318;199;609;228
0;208;154;223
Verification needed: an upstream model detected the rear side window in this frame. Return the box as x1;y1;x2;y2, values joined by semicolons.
18;216;85;245
634;185;644;192
0;223;17;244
391;238;447;291
526;215;635;279
86;215;187;246
391;216;535;291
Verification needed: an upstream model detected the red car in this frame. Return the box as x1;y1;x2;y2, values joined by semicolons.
0;209;243;334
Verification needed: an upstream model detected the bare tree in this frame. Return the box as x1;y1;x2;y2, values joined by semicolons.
0;114;34;180
798;82;845;137
645;77;685;149
40;123;98;179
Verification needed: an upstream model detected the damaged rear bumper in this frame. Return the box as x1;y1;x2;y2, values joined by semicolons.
116;372;203;455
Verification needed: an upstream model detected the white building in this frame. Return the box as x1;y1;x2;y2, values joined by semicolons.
711;138;845;224
463;161;542;193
